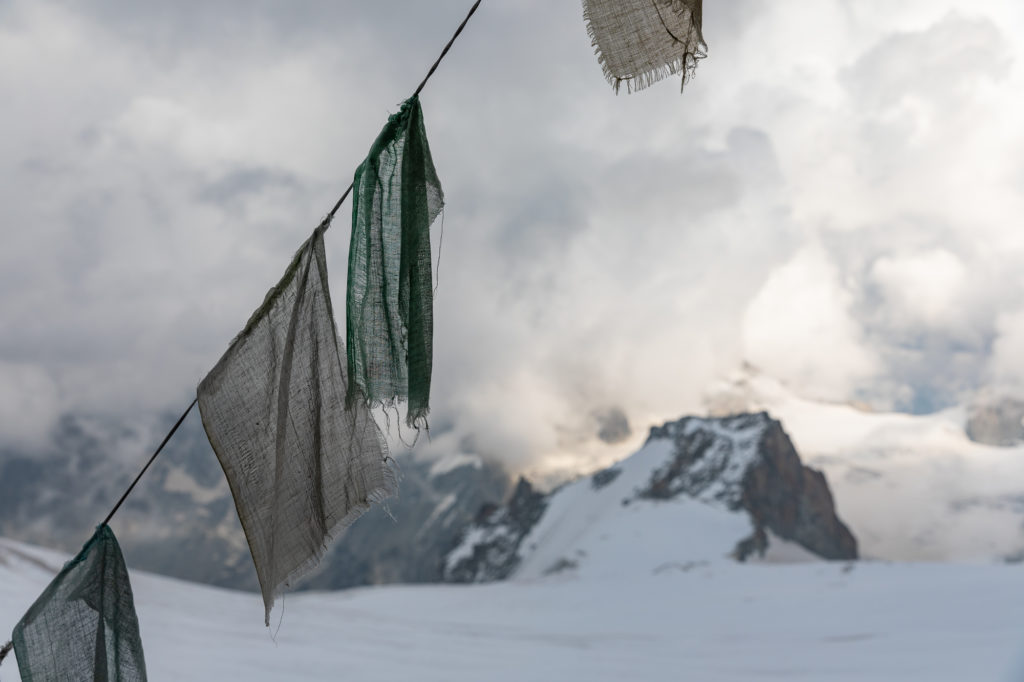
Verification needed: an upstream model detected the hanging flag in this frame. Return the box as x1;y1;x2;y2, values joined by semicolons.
12;524;147;682
348;95;444;428
198;224;395;625
582;0;707;93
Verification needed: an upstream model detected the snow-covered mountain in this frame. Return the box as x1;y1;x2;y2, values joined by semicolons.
705;372;1024;562
3;403;1023;681
0;412;511;591
444;412;855;583
3;532;1024;681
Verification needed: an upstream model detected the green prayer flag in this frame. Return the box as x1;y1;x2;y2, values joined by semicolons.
348;95;444;428
12;525;147;682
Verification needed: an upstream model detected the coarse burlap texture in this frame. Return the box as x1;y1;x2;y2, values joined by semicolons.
348;95;444;428
12;525;147;682
198;225;395;625
582;0;706;93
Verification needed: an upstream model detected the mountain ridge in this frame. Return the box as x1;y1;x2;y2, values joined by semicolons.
444;411;856;584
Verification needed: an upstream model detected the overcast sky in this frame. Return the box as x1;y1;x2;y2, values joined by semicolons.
2;0;1023;475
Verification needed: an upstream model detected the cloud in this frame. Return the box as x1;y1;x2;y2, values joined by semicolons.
742;246;878;401
0;362;61;449
1;0;1023;475
989;311;1024;390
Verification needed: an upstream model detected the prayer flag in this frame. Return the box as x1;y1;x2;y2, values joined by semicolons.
198;225;395;625
583;0;706;93
348;95;444;428
13;525;147;682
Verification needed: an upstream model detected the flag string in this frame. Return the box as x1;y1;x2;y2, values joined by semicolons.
96;0;484;529
323;0;482;227
100;398;198;527
3;0;485;664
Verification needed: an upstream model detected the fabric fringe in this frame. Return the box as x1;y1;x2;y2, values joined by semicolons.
582;0;708;94
265;453;398;626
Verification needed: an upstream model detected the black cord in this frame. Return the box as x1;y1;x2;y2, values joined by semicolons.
100;399;197;527
324;0;484;225
414;0;483;97
94;0;487;527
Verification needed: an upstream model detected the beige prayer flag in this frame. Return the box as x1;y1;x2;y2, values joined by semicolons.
198;224;395;625
582;0;707;93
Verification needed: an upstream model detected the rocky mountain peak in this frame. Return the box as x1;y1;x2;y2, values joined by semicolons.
444;411;857;584
643;412;857;560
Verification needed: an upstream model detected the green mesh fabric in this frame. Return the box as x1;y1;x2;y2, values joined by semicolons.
347;95;444;428
12;525;147;682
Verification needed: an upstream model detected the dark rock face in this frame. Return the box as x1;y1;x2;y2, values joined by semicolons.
444;412;857;584
442;478;548;583
642;413;856;560
966;397;1024;447
590;467;621;490
299;455;511;590
741;419;858;560
642;413;766;506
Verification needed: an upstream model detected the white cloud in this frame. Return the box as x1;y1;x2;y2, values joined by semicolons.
742;246;878;401
869;249;968;331
1;0;1023;471
0;362;61;448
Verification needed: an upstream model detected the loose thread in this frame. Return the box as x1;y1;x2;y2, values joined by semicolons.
433;207;445;295
0;639;12;666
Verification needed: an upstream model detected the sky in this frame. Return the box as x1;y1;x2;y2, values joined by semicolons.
2;0;1023;476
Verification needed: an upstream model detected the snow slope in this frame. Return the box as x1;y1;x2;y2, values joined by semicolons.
513;436;760;581
2;536;1024;681
706;372;1024;562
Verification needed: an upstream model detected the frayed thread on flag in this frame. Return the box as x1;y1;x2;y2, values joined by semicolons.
583;0;707;94
347;95;444;428
199;225;396;626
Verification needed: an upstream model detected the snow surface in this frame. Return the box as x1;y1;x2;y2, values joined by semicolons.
707;373;1024;562
513;435;762;581
2;536;1024;681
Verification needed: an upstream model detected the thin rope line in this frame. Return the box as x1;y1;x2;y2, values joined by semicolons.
0;0;487;650
324;0;483;226
92;0;486;525
100;398;197;527
414;0;483;97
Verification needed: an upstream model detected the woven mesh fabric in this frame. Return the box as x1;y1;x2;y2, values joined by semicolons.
583;0;706;93
347;95;444;428
198;225;395;625
12;525;147;682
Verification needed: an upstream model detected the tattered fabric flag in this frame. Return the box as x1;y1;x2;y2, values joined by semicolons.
348;95;444;428
12;524;147;682
582;0;707;93
198;224;395;625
